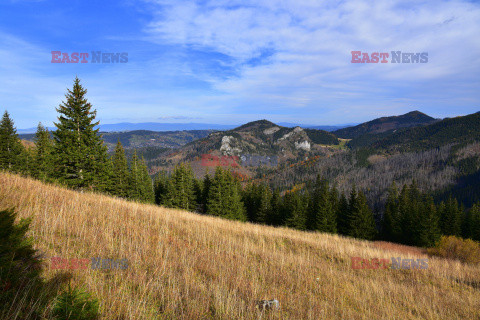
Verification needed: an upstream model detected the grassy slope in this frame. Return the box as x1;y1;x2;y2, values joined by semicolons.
0;172;479;319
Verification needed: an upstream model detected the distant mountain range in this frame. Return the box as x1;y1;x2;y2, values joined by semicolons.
17;123;236;134
17;122;356;134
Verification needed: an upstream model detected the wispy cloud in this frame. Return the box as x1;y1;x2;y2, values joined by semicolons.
0;0;479;128
143;0;480;121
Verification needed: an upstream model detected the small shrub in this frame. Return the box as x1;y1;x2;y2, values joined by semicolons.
427;235;480;264
51;285;100;320
0;207;44;317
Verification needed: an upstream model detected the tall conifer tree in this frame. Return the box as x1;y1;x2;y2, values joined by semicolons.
284;191;307;230
111;140;130;198
307;175;337;233
347;188;377;240
166;163;197;210
139;156;155;203
0;111;25;173
206;167;246;221
337;193;349;235
52;77;109;189
33;122;53;180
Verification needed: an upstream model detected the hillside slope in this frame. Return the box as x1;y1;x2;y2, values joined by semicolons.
371;112;480;152
152;120;340;176
0;172;479;319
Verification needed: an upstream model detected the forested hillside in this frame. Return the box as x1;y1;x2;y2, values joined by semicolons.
334;111;438;139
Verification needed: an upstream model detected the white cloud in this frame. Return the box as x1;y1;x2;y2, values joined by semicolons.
1;0;479;128
143;0;480;122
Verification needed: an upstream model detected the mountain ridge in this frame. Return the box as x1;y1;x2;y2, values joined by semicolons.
333;110;439;139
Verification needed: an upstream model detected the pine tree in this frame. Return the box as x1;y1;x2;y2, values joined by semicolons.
166;163;197;210
201;174;212;212
382;182;400;241
154;170;170;206
243;182;257;222
284;191;307;230
439;196;462;236
193;178;204;213
464;203;480;241
347;187;377;240
414;195;441;247
307;175;337;233
128;150;143;201
189;172;212;214
0;111;25;173
32;122;53;180
397;184;416;245
390;181;442;247
111;141;130;198
267;189;282;226
206;167;246;221
52;77;109;190
243;183;271;223
139;156;154;203
101;155;116;195
337;193;349;236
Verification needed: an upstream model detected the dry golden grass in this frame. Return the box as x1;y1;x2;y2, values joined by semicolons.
1;171;479;319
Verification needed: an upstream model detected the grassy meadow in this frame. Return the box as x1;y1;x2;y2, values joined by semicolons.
0;172;479;319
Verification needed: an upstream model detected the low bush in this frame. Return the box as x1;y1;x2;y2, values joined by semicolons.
428;235;480;264
51;285;100;320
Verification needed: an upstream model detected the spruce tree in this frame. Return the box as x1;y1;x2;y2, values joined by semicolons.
347;188;377;240
382;182;400;241
465;203;480;241
414;195;441;247
128;150;143;201
439;196;462;236
154;170;170;206
199;174;212;214
139;156;155;203
267;189;282;226
243;183;257;222
102;154;116;195
206;167;246;221
397;184;416;244
336;193;349;236
0;111;25;173
111;141;130;198
193;178;204;213
33;122;53;180
166;163;197;210
52;77;109;190
307;175;337;233
243;183;271;223
284;191;307;230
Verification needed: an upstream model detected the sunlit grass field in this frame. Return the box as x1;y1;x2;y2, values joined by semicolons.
1;172;479;319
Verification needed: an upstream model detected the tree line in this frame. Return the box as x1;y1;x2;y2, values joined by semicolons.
1;77;479;248
0;77;154;203
153;164;480;246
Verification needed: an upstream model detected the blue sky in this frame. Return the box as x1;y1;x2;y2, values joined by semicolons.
1;0;479;129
